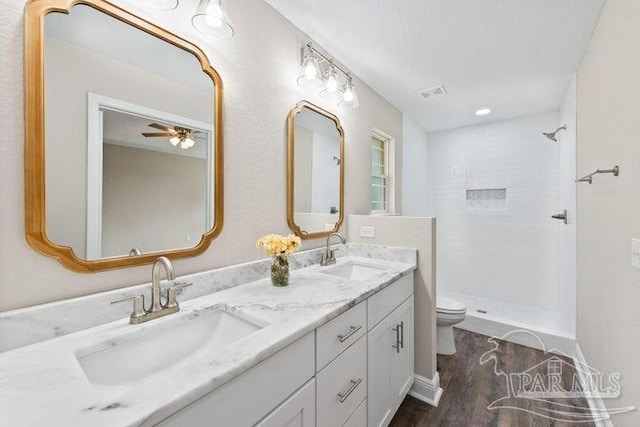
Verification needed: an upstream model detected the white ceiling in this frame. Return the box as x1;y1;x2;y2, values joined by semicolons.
264;0;605;132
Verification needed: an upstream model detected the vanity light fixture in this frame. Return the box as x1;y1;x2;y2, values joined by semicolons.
297;43;324;88
319;62;344;101
338;75;360;110
298;42;360;110
192;0;234;40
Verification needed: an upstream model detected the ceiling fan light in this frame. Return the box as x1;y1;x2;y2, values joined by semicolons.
192;0;234;40
169;136;181;146
180;137;195;149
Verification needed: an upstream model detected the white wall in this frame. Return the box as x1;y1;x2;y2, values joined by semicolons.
0;0;402;310
558;76;577;336
428;112;571;324
102;144;207;257
310;131;340;213
347;215;437;382
576;0;640;423
402;114;429;216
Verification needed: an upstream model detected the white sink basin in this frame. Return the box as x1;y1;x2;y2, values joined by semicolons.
75;305;261;386
320;261;389;281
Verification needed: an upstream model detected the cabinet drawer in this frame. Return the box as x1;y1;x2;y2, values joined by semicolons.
316;337;367;427
158;333;314;427
343;399;366;427
367;274;413;330
316;302;366;371
255;379;316;427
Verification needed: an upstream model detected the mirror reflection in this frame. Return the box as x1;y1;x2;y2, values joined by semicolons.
43;4;215;260
288;102;344;238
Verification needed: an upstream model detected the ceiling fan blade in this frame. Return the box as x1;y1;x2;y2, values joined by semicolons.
148;123;174;132
142;132;175;137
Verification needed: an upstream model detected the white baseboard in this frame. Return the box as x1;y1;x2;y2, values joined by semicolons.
574;343;614;427
458;312;577;357
409;372;443;407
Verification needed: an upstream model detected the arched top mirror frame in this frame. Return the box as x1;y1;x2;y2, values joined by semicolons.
287;100;345;240
24;0;224;272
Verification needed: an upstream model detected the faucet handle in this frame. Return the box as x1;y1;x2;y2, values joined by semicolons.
165;283;193;309
111;295;146;321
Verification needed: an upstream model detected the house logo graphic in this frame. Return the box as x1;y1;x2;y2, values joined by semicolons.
480;330;635;423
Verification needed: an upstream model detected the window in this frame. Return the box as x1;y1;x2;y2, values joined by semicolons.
371;131;393;213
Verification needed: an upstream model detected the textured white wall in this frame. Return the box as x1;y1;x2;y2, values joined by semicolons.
0;0;402;310
428;112;566;315
577;0;640;423
401;114;429;216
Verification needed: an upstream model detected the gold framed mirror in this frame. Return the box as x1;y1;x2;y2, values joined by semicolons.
24;0;224;272
287;101;344;240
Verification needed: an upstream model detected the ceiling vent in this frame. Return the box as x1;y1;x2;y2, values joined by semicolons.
418;84;447;100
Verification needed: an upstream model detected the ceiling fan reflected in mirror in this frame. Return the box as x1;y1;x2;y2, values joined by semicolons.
141;123;205;149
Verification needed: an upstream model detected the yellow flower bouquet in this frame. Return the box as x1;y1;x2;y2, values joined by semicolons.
256;234;301;287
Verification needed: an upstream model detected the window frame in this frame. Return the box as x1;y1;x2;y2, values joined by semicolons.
370;129;395;214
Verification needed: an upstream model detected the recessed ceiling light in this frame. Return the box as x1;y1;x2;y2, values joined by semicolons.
475;108;491;116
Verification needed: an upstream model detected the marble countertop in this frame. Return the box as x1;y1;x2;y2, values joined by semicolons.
0;254;416;426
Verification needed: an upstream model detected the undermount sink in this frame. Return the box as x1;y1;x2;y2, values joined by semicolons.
75;305;261;386
320;261;389;281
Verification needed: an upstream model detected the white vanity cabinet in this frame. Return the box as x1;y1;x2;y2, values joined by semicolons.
157;333;315;427
367;275;415;427
158;273;414;427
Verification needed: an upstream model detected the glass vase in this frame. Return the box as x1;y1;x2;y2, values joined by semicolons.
271;256;290;287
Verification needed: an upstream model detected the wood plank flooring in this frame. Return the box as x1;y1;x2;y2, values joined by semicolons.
390;329;595;427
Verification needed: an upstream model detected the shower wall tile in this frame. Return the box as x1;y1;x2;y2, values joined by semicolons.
428;112;564;315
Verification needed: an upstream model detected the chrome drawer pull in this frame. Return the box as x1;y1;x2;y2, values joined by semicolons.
399;320;404;349
392;325;400;353
338;378;362;403
337;325;362;343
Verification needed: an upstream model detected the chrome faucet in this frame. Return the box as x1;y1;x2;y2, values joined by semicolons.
321;232;346;266
111;256;191;324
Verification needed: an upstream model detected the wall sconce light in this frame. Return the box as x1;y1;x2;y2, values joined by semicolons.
192;0;234;40
297;42;360;110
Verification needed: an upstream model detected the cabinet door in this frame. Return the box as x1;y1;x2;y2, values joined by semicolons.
367;311;396;427
390;296;414;410
255;379;315;427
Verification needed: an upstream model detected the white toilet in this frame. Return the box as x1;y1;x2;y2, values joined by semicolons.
436;296;467;355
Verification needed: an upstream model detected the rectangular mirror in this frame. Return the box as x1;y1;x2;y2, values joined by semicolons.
24;0;223;271
287;101;344;239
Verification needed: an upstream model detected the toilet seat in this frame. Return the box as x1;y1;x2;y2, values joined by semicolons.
436;296;466;315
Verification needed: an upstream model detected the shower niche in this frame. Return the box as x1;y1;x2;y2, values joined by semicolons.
465;188;507;210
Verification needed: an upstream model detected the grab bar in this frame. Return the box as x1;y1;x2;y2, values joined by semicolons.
575;165;619;184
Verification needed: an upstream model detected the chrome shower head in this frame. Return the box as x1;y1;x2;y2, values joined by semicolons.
543;125;567;142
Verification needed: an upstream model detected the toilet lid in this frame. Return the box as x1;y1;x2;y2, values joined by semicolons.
437;296;466;314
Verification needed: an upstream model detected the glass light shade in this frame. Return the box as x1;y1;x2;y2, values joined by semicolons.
297;51;324;88
180;137;195;149
319;67;344;100
338;78;360;110
192;0;234;40
141;0;178;10
169;136;180;146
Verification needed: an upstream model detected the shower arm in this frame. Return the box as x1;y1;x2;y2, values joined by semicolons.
575;165;619;184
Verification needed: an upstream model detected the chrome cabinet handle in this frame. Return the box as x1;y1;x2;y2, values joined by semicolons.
338;378;362;403
392;325;400;353
337;325;362;343
399;321;404;349
111;295;146;320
